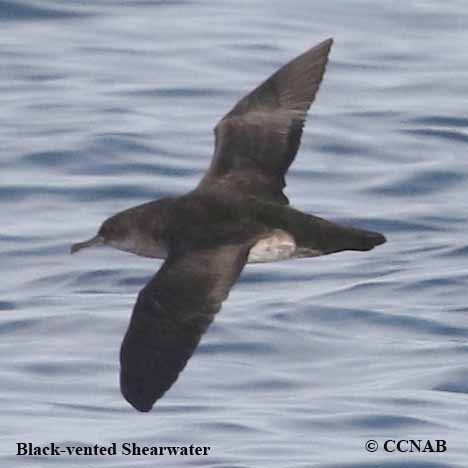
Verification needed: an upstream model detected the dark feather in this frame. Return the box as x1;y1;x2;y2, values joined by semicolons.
198;38;333;204
120;243;250;412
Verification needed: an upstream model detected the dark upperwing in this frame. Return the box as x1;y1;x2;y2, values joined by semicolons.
198;38;333;204
119;242;251;411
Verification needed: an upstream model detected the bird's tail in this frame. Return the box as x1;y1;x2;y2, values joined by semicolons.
325;223;386;253
300;215;386;256
265;205;386;257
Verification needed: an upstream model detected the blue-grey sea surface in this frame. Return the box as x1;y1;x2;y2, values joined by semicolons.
1;0;468;466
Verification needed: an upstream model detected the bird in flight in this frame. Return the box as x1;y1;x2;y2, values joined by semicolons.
71;38;385;412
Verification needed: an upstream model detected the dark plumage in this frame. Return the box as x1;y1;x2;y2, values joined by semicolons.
71;38;385;412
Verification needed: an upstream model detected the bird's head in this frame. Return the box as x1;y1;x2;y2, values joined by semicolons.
70;214;130;254
71;206;167;259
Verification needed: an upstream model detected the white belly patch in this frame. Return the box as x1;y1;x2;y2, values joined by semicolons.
247;229;297;263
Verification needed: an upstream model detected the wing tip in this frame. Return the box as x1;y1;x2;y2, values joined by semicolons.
121;386;158;413
131;401;154;413
120;371;162;413
315;37;334;56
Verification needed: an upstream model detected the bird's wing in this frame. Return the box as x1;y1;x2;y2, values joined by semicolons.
198;38;333;204
119;242;250;412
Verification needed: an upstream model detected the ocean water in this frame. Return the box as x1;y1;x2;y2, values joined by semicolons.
1;0;468;466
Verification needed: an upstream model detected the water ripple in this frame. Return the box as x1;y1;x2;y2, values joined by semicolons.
0;0;92;21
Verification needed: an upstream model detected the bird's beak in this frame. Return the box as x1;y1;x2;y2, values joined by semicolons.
70;235;105;254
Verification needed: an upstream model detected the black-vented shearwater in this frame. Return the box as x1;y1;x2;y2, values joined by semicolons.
71;38;385;412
